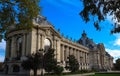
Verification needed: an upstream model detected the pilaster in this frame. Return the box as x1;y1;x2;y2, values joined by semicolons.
11;37;16;58
5;40;9;58
22;34;25;56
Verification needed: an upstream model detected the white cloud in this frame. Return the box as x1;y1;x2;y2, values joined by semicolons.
113;34;120;46
45;0;80;7
106;48;120;57
0;55;4;62
114;38;120;46
106;48;120;62
59;0;81;8
0;39;6;51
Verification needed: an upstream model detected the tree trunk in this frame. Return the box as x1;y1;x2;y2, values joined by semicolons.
34;69;37;76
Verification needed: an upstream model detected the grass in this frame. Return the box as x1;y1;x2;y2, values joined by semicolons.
89;73;120;76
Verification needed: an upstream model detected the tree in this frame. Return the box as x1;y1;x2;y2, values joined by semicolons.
80;0;120;33
21;52;43;76
0;0;40;42
66;55;79;72
114;58;120;70
43;48;57;73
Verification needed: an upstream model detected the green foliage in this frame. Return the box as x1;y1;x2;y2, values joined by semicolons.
0;0;40;41
21;52;43;76
44;48;57;73
54;65;64;75
80;0;120;33
78;69;90;73
66;55;79;72
114;58;120;70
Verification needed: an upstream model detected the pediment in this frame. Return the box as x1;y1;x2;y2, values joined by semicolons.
33;15;61;38
43;26;61;38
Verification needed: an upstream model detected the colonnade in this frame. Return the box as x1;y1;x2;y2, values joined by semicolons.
6;34;27;59
60;44;89;70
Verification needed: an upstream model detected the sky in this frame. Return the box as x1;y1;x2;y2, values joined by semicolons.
0;0;120;62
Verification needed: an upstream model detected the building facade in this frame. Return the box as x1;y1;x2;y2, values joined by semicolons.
78;31;113;71
3;16;113;75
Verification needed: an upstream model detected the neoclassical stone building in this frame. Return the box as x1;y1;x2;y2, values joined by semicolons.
78;32;113;71
3;15;113;75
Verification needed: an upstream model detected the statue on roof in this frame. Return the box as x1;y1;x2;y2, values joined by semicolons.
33;15;51;25
82;30;87;37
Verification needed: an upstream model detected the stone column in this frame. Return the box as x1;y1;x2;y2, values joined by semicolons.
66;46;69;61
73;48;75;56
41;34;45;49
37;33;40;50
5;40;9;58
84;53;86;63
54;39;57;59
64;46;67;61
56;39;61;62
86;53;88;64
61;45;64;63
40;34;42;49
81;51;84;70
39;34;41;50
82;52;84;63
74;49;76;59
41;34;44;49
36;28;39;52
24;33;27;55
85;52;87;69
79;51;81;62
60;45;62;62
76;50;78;61
82;52;83;63
52;35;54;49
71;48;73;55
77;50;80;62
53;37;56;58
24;33;28;55
83;52;85;63
22;34;25;56
86;53;88;70
69;47;71;55
56;40;58;60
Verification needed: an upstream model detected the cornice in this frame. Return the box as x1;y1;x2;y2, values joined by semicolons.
61;37;89;52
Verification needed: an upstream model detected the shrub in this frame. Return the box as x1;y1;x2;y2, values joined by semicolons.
67;55;79;73
54;65;64;75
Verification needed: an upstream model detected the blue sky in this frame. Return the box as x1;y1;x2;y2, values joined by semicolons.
0;0;120;62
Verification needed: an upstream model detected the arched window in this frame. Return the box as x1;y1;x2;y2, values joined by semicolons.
12;65;20;72
44;38;51;52
16;37;22;57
